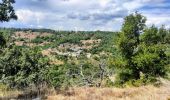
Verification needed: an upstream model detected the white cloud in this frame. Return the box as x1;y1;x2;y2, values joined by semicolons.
146;15;170;26
2;0;170;31
16;9;45;23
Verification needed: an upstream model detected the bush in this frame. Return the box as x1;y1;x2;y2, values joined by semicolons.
0;46;50;88
47;65;68;89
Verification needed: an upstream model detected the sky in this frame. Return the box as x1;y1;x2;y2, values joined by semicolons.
0;0;170;31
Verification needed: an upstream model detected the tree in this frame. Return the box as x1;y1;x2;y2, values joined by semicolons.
0;0;17;22
158;25;167;43
118;12;146;59
140;25;159;44
0;0;17;47
0;32;6;48
141;25;169;44
116;12;146;81
114;13;169;86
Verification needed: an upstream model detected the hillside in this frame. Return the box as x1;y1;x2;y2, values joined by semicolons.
0;13;170;100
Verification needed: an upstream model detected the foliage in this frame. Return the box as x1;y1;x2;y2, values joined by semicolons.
114;12;170;87
0;29;12;48
0;32;6;48
0;0;17;22
118;12;146;59
47;60;111;88
0;11;170;90
0;46;50;88
47;65;68;89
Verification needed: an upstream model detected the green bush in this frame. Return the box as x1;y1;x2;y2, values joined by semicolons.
0;46;50;88
47;65;68;89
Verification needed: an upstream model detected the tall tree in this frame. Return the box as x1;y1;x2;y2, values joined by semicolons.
114;13;169;86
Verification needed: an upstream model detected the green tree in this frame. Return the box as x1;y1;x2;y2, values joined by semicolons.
0;0;17;22
0;32;6;48
114;13;169;86
116;12;146;81
118;12;146;59
0;0;17;48
141;25;159;44
158;25;167;43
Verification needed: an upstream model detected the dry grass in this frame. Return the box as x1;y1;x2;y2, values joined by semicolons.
80;39;101;45
47;86;170;100
49;59;64;65
15;41;50;47
47;79;170;100
42;49;52;56
14;31;53;40
1;80;170;100
0;89;23;99
42;49;64;65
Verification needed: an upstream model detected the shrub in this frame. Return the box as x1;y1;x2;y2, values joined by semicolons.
0;46;50;88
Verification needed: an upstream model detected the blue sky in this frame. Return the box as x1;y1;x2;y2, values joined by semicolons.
1;0;170;31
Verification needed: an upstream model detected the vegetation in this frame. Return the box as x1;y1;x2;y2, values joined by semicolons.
0;0;17;22
0;13;169;90
0;1;170;99
113;13;170;87
0;46;50;88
